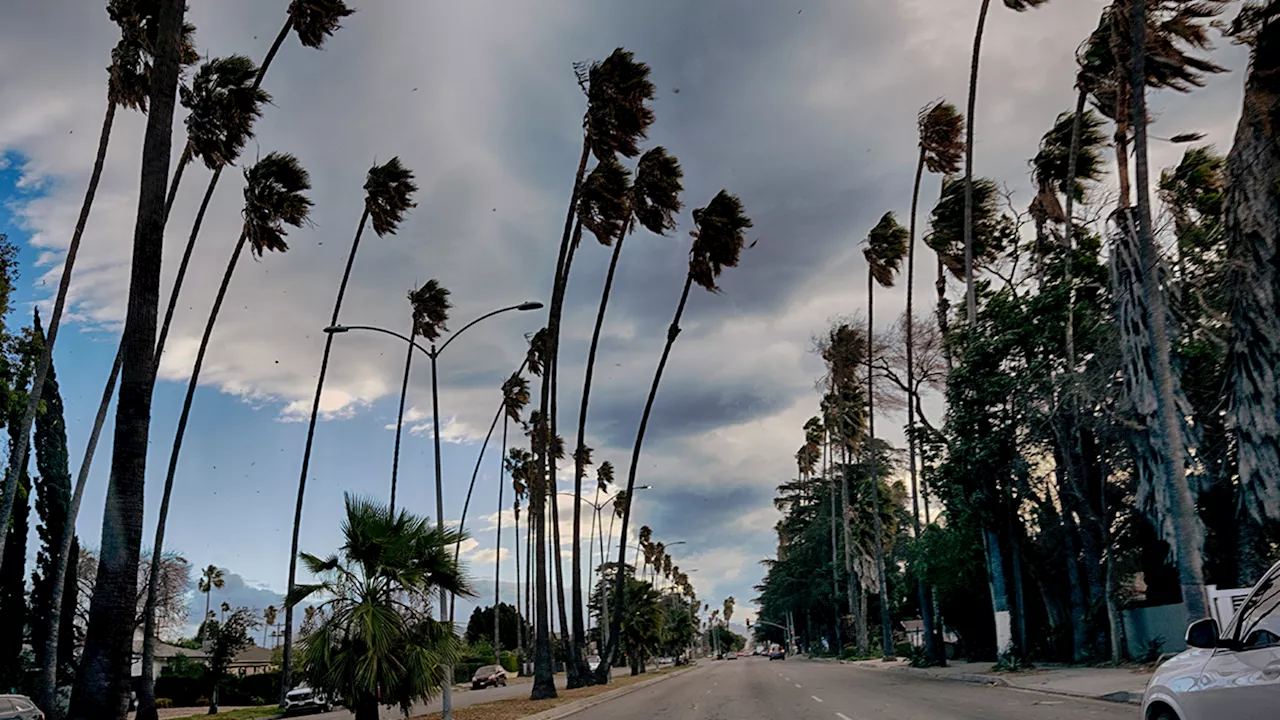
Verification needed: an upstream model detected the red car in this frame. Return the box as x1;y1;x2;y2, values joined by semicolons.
471;665;508;690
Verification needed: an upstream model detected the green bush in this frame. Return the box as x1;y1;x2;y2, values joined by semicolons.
498;651;517;673
456;662;487;684
155;699;173;709
894;642;912;658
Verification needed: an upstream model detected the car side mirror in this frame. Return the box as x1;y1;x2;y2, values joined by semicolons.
1186;618;1220;649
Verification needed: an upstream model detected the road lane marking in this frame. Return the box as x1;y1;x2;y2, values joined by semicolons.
795;683;802;688
812;696;824;703
836;713;853;720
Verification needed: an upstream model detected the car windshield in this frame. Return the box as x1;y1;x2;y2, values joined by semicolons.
6;3;1280;719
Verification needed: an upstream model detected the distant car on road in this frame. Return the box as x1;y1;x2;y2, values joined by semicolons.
471;665;508;690
768;646;786;661
0;695;43;720
283;687;333;715
1142;560;1280;720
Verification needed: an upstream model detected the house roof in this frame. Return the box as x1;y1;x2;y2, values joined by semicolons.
231;646;274;666
131;637;207;659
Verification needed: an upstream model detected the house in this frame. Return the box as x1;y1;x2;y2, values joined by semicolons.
130;632;276;678
902;619;958;650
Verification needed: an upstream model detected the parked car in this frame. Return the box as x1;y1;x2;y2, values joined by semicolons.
283;687;333;715
0;695;43;720
1142;560;1280;720
585;654;601;669
471;664;508;690
726;651;737;660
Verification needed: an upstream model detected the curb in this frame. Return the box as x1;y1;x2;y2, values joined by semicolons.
847;662;1143;706
521;665;703;720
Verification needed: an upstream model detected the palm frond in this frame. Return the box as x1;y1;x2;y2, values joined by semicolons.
525;328;548;377
597;460;615;492
364;157;418;237
106;0;200;111
863;211;908;288
925;176;1004;279
408;279;451;342
501;373;531;422
689;190;753;292
288;0;356;49
630;147;684;235
578;156;632;246
918;101;965;175
586;47;657;161
242;152;314;256
1032;109;1107;203
180;55;271;170
1003;0;1051;9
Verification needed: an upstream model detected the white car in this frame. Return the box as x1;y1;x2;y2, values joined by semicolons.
283;686;333;715
1142;561;1280;720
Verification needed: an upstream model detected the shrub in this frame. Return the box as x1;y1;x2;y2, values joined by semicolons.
155;699;173;709
195;697;210;706
894;642;912;658
498;651;517;673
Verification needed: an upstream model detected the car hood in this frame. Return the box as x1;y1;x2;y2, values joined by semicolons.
1148;648;1214;694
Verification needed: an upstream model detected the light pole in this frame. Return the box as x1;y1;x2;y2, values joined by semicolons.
324;300;541;719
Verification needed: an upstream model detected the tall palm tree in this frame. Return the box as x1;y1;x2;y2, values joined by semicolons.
0;0;198;585
537;48;656;692
907;101;963;664
862;213;907;659
1224;1;1280;583
572;148;683;674
1117;0;1229;623
286;157;417;688
67;4;187;715
288;494;470;720
388;280;451;514
963;0;1051;326
495;373;531;665
198;565;226;634
263;605;278;648
601;191;751;682
142;153;312;706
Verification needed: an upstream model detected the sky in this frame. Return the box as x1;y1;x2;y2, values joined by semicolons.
0;0;1253;639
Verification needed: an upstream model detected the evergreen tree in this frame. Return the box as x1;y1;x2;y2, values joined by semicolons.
0;313;39;684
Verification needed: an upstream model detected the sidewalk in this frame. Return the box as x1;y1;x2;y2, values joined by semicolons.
843;657;1152;705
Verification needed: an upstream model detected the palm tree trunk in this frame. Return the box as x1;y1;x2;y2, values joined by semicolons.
514;498;524;674
1064;83;1086;370
33;95;119;717
389;322;414;515
866;274;894;660
572;230;628;687
826;430;843;655
840;444;864;656
0;99;120;577
140;228;249;720
284;207;372;697
495;413;508;666
1127;0;1208;621
906;150;942;666
963;0;992;327
602;273;694;682
163;149;190;221
70;2;184;716
531;476;555;699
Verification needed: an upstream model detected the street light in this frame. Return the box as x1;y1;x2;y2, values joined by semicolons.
324;299;541;715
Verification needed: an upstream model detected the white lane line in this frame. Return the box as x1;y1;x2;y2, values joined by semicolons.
812;695;824;703
795;683;802;688
836;713;853;720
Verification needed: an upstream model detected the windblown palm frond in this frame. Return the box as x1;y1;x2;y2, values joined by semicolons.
364;157;418;237
242;152;314;256
106;0;200;111
288;0;356;49
630;147;684;235
180;55;271;170
918;101;965;175
597;461;615;493
863;212;908;288
502;373;531;423
585;47;657;161
1033;109;1107;204
578;157;632;246
526;328;548;377
925;176;1006;279
408;279;451;342
689;191;753;292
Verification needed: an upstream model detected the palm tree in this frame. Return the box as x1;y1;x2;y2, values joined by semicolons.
536;49;656;692
286;157;417;687
572;148;683;677
67;5;188;714
388;280;451;514
263;605;278;648
602;191;751;681
963;0;1050;326
862;213;907;659
1117;0;1229;623
0;0;198;595
142;151;312;690
1223;2;1280;584
288;495;470;720
494;374;531;665
198;565;226;631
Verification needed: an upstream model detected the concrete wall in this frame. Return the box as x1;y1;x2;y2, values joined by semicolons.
1122;603;1188;659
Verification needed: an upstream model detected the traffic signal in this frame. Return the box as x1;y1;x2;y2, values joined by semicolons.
745;618;751;628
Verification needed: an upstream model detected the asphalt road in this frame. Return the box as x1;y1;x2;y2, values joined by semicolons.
569;657;1138;720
